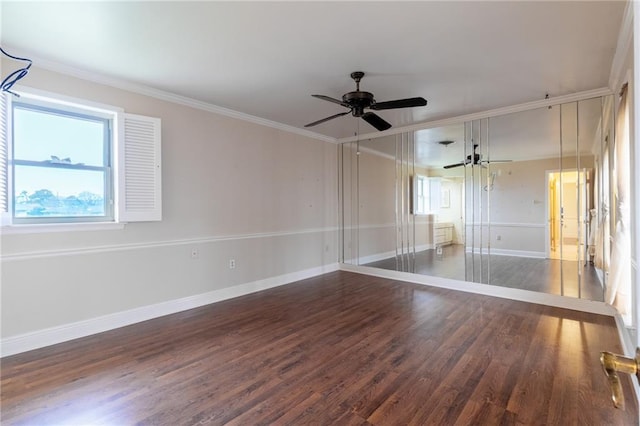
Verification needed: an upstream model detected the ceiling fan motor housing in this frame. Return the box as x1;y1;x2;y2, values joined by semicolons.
343;91;375;117
305;70;427;131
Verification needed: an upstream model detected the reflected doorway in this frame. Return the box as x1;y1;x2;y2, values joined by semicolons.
546;170;588;261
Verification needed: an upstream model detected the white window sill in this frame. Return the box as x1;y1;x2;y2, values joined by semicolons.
1;222;126;235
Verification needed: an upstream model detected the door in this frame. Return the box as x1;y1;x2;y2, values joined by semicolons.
547;170;585;261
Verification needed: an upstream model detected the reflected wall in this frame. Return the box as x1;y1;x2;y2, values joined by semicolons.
339;96;614;302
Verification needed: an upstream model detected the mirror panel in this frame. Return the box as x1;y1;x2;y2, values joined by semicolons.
357;135;403;268
339;95;613;303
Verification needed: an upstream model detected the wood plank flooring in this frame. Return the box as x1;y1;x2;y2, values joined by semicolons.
364;244;605;302
1;271;636;425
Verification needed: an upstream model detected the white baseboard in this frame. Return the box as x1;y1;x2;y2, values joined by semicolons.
352;244;434;265
465;247;546;259
340;263;617;317
354;250;397;265
1;263;339;357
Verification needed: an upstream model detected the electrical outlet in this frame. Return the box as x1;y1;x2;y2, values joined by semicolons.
190;248;199;259
229;259;236;269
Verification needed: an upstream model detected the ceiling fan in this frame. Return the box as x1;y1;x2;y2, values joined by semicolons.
444;144;512;169
305;71;427;131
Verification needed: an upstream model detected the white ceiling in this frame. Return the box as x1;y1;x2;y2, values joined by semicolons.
1;1;625;141
360;95;605;169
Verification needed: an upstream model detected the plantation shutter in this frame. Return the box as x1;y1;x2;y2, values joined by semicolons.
118;113;162;222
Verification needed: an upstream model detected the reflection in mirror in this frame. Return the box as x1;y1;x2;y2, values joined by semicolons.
354;124;467;279
353;134;399;267
338;141;359;264
339;95;612;303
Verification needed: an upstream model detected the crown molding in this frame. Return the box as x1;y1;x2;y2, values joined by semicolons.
338;87;614;143
4;46;614;147
5;48;338;144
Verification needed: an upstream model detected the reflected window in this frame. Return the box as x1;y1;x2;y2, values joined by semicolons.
414;175;440;214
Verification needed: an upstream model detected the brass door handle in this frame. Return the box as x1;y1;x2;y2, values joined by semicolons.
599;348;640;409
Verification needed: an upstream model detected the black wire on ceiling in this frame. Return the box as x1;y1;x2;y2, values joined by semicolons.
1;47;32;97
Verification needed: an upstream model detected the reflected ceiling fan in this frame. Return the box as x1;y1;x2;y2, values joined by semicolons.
305;71;427;131
444;144;512;169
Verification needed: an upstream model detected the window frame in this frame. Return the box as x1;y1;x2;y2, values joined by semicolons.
413;174;441;215
1;86;162;234
10;99;115;224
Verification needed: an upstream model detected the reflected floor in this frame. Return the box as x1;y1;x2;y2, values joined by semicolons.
363;244;604;302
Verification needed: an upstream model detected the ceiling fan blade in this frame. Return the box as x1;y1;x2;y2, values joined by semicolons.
311;94;350;108
304;111;350;128
443;162;467;169
361;112;392;131
370;97;427;110
480;159;513;164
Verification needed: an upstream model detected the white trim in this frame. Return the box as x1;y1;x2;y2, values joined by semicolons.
350;222;434;231
339;88;614;143
5;49;337;144
1;222;125;235
340;264;616;316
2;49;613;148
353;250;397;265
357;222;395;230
0;263;339;357
465;247;546;258
357;145;396;162
609;1;633;91
464;222;546;229
353;244;433;265
11;85;123;118
0;226;339;261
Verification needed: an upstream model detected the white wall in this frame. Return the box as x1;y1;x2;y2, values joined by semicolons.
0;65;338;349
356;146;396;260
458;156;593;256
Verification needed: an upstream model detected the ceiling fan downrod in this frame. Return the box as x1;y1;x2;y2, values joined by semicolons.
351;71;365;90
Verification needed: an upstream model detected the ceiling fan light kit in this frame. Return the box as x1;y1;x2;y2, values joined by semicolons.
305;71;427;131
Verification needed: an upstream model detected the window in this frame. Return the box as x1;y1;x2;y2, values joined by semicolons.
1;88;162;230
413;175;441;215
12;99;113;223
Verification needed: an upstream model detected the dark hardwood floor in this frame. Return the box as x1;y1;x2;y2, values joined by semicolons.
365;245;605;302
1;271;636;425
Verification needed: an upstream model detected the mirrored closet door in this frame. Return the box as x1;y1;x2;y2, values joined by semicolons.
339;95;613;303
